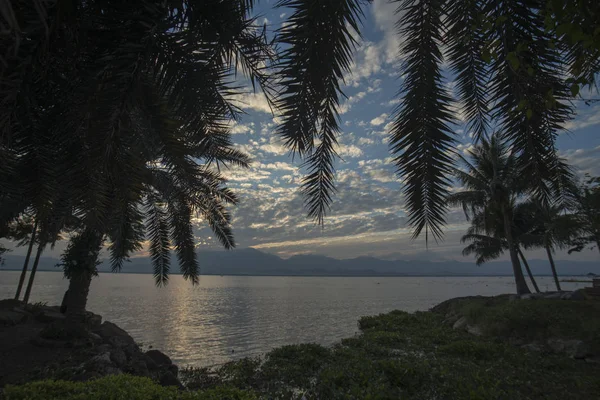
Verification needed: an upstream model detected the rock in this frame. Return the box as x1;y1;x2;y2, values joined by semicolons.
158;371;183;389
569;289;587;301
95;344;113;354
507;295;519;302
520;293;537;300
145;349;172;366
584;356;600;364
144;354;159;371
560;292;572;300
452;316;468;330
81;352;122;376
127;357;151;377
573;342;592;359
30;337;68;348
107;335;135;349
122;343;141;358
110;348;128;367
85;312;103;330
542;292;563;299
97;321;135;344
166;364;179;375
88;332;103;344
0;310;28;326
521;343;543;352
35;310;66;323
547;338;585;358
466;325;483;336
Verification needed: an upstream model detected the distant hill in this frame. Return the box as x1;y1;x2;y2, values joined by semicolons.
1;248;599;276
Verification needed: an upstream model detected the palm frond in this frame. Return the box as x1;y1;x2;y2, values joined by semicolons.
446;0;490;141
145;196;171;287
275;0;365;223
390;0;456;241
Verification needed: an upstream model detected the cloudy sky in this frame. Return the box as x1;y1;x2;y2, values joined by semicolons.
4;1;600;264
202;0;600;262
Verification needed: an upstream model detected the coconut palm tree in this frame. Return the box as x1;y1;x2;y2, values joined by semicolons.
1;0;269;321
567;176;600;254
461;202;543;293
518;201;581;291
448;134;531;294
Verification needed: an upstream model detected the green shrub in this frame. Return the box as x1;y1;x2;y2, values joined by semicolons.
3;375;258;400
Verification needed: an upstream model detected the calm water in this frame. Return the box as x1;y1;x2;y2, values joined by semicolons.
0;271;590;367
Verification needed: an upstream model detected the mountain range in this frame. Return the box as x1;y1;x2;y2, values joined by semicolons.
1;248;599;276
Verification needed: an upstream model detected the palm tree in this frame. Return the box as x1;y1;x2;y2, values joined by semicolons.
568;176;600;254
1;0;269;321
448;135;531;294
518;201;581;291
461;205;541;293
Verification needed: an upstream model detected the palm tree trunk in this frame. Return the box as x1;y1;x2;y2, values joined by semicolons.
65;231;103;326
545;245;561;291
14;219;39;300
518;247;540;293
23;242;45;304
503;210;531;295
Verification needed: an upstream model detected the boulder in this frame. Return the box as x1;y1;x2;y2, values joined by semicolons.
568;289;587;301
158;371;184;389
547;338;586;358
85;312;103;329
145;349;173;366
466;325;483;336
452;316;468;330
107;335;136;349
88;332;103;344
0;310;28;326
97;321;134;343
521;343;543;352
81;352;122;377
35;310;66;323
110;348;128;367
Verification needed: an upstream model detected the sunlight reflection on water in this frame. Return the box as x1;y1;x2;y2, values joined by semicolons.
0;271;590;367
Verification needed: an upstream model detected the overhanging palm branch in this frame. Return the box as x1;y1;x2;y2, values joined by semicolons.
275;0;366;224
389;0;456;241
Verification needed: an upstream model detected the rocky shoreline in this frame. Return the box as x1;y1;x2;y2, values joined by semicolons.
0;299;182;388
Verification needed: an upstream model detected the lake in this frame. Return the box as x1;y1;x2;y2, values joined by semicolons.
0;271;590;367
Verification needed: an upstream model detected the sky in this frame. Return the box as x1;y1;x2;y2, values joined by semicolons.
4;0;600;263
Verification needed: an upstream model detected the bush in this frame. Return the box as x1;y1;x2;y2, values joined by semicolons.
3;375;258;400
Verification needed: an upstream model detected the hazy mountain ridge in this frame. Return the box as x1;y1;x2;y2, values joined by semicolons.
2;248;599;276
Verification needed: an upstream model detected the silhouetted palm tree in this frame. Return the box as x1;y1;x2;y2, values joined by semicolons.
567;176;600;254
448;135;531;294
461;206;541;293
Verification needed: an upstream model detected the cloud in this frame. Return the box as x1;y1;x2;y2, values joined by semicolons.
228;121;254;134
560;146;600;176
357;137;375;146
337;144;363;158
232;90;272;114
370;113;388;126
564;104;600;132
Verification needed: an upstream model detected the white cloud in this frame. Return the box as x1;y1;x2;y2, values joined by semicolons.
357;137;375;146
257;161;297;171
228;121;254;134
370;113;388;126
260;137;288;156
279;13;286;18
337;144;363;158
564;104;600;131
232;91;272;114
560;146;600;175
